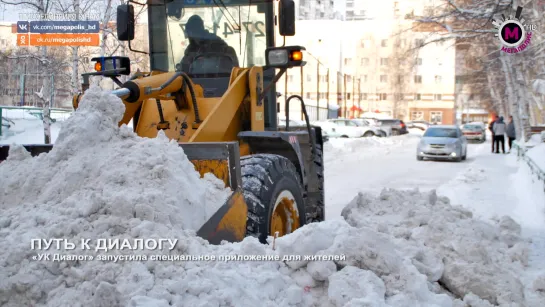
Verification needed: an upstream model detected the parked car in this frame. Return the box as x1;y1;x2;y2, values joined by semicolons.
351;118;391;137
417;125;468;162
406;120;430;131
375;119;408;135
313;119;370;138
278;118;329;142
461;123;486;143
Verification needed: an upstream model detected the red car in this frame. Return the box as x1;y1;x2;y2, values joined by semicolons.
461;123;486;143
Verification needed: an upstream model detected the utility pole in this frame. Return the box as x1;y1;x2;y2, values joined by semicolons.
326;68;330;119
351;75;355;118
343;74;347;118
358;78;361;110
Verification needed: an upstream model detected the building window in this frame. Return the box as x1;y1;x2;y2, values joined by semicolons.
307;74;312;82
360;40;366;48
381;39;388;47
380;75;387;82
347;93;351;100
434;94;442;100
344;58;352;65
82;57;90;63
361;58;369;65
415;39;424;46
397;75;403;83
414;75;422;83
363;75;368;82
416;58;422;65
430;111;443;123
412;111;424;120
319;92;326;99
379;93;387;100
414;93;421;100
306;92;311;99
362;93;368;100
347;75;352;82
380;58;389;66
320;75;327;82
435;75;442;83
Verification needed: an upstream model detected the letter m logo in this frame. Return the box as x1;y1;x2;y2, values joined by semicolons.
503;27;519;40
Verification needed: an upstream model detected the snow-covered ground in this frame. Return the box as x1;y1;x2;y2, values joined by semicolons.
0;108;71;144
1;88;545;306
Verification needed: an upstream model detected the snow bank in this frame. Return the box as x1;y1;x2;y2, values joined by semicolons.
341;189;540;306
324;134;420;159
1;86;541;306
526;143;545;172
0;107;70;144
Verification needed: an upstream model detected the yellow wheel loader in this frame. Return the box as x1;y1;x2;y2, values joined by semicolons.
0;0;325;245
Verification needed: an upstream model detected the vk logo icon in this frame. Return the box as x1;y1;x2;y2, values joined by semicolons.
17;21;29;33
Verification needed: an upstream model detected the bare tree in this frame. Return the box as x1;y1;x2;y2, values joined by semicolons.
1;0;58;143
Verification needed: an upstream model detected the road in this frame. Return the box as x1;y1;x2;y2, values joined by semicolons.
324;132;491;220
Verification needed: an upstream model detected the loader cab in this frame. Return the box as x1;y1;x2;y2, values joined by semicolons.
118;0;293;130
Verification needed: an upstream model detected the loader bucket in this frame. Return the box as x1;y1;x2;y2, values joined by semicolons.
0;142;248;245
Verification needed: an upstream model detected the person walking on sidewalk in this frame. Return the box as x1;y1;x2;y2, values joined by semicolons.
488;115;498;153
493;116;507;154
506;115;516;153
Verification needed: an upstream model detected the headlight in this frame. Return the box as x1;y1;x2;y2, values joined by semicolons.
267;49;289;66
265;46;306;68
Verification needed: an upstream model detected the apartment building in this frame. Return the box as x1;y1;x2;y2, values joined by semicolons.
294;0;338;20
276;0;458;124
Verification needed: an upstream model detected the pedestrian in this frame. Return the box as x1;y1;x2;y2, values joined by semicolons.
506;115;516;153
493;116;506;154
488;115;497;153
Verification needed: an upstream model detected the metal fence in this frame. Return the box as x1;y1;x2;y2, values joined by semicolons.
304;105;329;121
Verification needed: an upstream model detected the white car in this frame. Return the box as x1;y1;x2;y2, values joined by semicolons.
313;119;376;138
351;118;391;137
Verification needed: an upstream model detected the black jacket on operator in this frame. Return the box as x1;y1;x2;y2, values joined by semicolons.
180;15;239;74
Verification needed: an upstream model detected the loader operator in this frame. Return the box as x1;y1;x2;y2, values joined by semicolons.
179;15;239;74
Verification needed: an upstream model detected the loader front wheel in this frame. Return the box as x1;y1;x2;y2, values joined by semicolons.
241;154;306;244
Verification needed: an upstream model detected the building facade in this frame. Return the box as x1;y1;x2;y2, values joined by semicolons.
276;0;458;124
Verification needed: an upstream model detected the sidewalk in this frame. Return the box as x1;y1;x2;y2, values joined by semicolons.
438;143;545;305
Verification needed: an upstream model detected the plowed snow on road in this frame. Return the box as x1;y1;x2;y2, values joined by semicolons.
0;87;544;306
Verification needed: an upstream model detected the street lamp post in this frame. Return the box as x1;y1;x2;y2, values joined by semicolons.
326;68;330;119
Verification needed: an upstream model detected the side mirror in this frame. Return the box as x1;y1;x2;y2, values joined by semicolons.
278;0;295;36
117;4;135;41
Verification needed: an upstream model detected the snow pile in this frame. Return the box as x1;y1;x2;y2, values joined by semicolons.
325;135;398;153
513;153;545;223
0;108;69;144
1;86;542;306
526;143;545;172
324;134;420;164
341;189;539;306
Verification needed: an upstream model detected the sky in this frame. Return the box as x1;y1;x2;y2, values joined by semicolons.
1;3;29;22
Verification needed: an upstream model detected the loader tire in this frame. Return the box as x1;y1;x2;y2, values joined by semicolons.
241;154;306;244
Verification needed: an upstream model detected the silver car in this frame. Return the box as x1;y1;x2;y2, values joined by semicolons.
417;125;468;162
